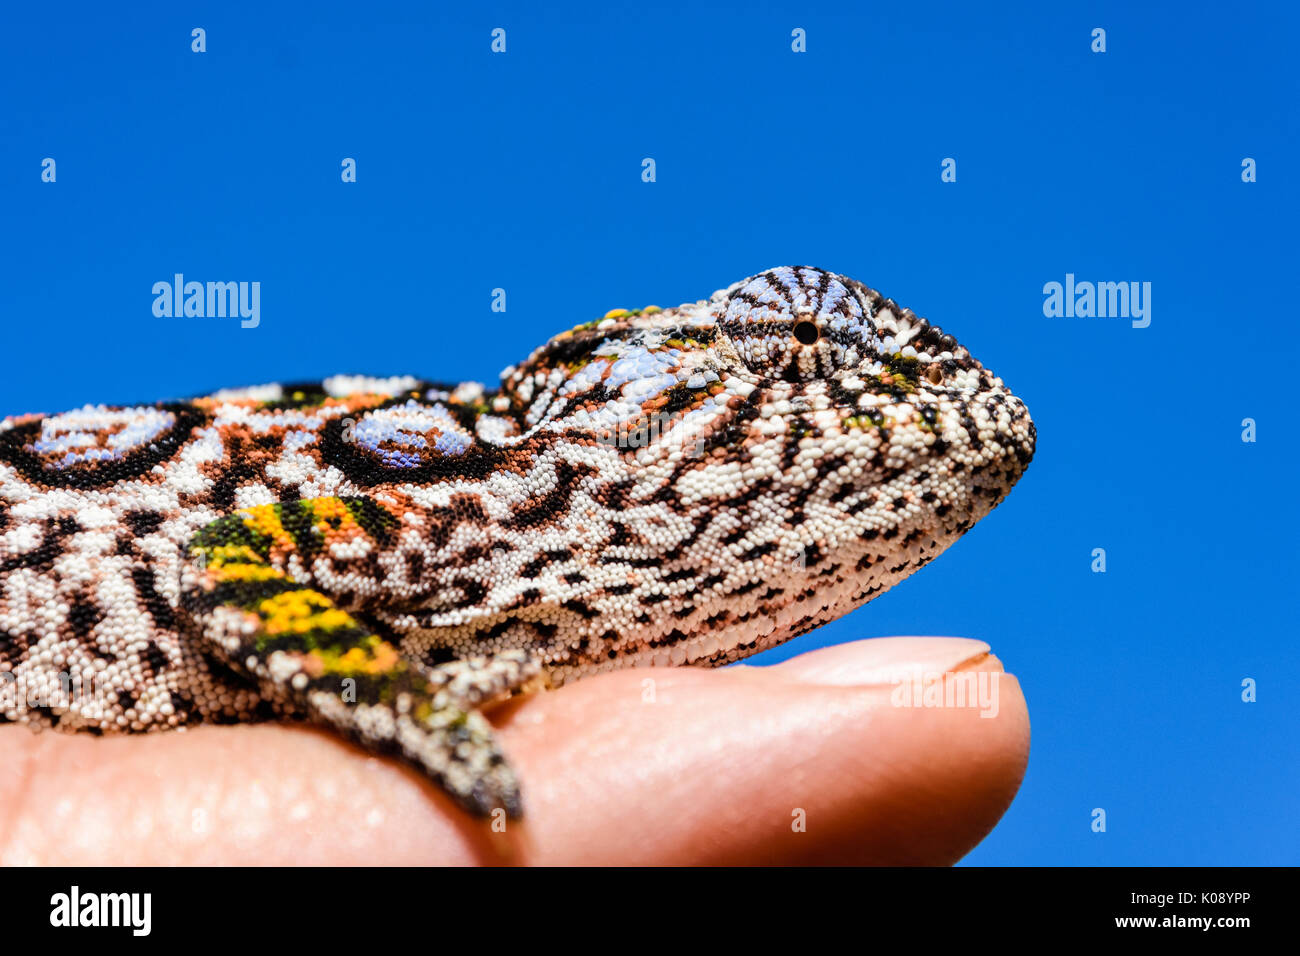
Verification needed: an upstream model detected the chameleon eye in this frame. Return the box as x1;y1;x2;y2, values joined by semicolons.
792;320;820;346
714;266;884;381
924;365;944;386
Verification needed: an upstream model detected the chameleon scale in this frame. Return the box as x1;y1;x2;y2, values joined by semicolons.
0;267;1035;816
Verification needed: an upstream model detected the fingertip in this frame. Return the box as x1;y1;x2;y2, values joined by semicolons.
495;639;1030;865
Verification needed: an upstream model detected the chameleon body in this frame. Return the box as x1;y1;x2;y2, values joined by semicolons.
0;267;1035;816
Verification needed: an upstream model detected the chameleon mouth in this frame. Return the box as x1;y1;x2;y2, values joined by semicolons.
999;392;1036;477
964;390;1036;519
1019;417;1037;470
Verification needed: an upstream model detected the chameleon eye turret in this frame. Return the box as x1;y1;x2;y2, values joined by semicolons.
0;267;1034;818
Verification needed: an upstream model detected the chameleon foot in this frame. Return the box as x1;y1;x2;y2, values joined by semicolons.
181;499;525;818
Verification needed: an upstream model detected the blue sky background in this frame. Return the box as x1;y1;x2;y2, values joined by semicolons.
2;1;1295;865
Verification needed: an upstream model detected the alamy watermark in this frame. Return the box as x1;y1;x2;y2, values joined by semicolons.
1;668;123;714
1042;273;1150;328
890;667;1001;717
152;274;260;328
50;886;151;936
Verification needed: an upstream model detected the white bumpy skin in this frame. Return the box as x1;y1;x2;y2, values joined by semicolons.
0;265;1035;816
453;264;1038;680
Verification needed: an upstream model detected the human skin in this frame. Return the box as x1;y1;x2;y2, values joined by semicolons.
0;636;1028;865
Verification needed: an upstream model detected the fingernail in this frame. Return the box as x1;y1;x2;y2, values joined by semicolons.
771;636;998;687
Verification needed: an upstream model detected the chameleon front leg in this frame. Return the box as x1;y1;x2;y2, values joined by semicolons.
181;497;537;818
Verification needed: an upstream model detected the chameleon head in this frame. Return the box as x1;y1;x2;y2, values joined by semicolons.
500;265;1035;672
706;265;1037;537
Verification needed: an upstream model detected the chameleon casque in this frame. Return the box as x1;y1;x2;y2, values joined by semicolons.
0;266;1035;818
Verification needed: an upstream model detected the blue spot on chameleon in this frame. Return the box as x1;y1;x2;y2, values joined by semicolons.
352;399;472;468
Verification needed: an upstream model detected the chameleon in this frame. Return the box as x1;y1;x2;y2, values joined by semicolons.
0;266;1035;818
